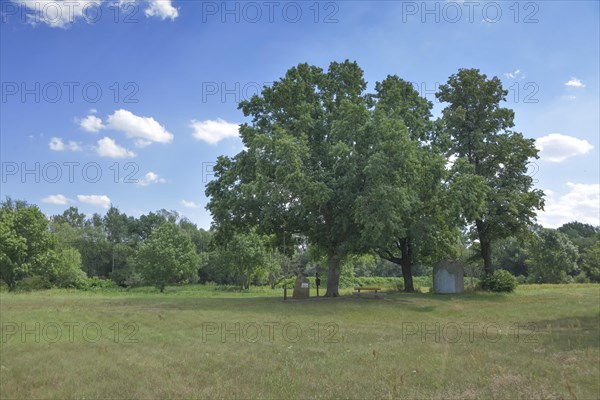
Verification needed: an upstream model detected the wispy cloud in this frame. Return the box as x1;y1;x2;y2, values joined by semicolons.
49;137;82;152
504;69;523;79
136;172;166;186
42;194;70;205
77;194;111;209
181;200;200;208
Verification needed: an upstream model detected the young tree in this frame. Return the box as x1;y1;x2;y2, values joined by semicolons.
527;228;579;283
437;68;545;275
0;199;57;290
133;223;200;292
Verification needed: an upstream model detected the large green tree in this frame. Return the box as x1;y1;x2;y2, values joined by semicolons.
355;76;487;291
206;61;372;297
437;68;545;275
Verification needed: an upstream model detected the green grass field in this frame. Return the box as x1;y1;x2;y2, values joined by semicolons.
1;284;599;399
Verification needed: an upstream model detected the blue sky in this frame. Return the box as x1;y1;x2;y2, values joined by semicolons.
1;0;598;229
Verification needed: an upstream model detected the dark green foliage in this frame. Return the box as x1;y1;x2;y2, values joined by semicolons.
480;269;518;292
81;276;119;290
580;240;600;282
14;275;52;291
492;237;529;276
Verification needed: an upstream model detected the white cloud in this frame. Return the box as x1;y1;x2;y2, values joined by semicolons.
190;118;239;145
144;0;178;20
42;194;70;205
181;200;200;208
80;115;105;133
49;137;82;151
136;172;166;186
134;139;152;148
13;0;103;28
538;183;600;228
536;133;594;162
504;69;523;79
107;109;174;144
96;137;136;158
77;194;111;209
68;141;82;151
565;77;585;88
49;137;65;151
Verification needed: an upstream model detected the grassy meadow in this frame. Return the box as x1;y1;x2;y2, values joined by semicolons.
1;284;599;399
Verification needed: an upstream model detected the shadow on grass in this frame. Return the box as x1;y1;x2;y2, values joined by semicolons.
105;289;513;316
526;315;600;351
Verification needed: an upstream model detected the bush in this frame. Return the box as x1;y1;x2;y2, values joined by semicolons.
111;268;145;288
574;271;590;283
560;275;575;284
82;276;119;290
124;271;145;288
54;248;87;289
15;275;51;291
480;269;518;292
515;275;527;284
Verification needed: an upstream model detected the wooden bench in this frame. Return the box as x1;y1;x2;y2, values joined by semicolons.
354;287;381;293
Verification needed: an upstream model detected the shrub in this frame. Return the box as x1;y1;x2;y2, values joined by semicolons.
82;276;119;290
560;275;575;284
53;248;87;289
111;268;145;288
574;271;590;283
15;275;51;291
480;269;518;292
124;271;145;288
515;275;527;284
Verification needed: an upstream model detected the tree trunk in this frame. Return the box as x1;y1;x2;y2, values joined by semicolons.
399;238;415;292
476;219;494;276
480;239;493;276
325;249;341;297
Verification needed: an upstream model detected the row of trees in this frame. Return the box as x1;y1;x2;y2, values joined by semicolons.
0;198;597;291
491;222;600;283
206;62;544;295
0;200;205;291
2;63;597;292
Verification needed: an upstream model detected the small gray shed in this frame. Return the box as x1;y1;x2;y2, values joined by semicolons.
433;260;464;294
